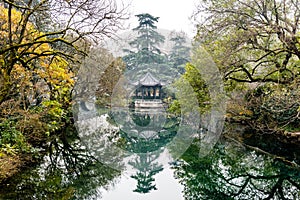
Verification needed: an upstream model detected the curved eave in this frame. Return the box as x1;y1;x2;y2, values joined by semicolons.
135;83;163;87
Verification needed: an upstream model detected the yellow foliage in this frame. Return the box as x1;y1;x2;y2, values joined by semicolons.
0;5;74;103
0;5;74;143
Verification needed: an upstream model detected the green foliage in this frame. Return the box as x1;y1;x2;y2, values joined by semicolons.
0;120;30;154
173;139;300;200
41;100;66;135
167;100;181;115
42;100;64;119
168;63;210;114
195;0;300;85
134;13;160;30
122;14;191;86
0;0;128;187
123;13;166;70
182;64;210;103
194;0;300;83
193;0;300;132
168;31;190;74
0;4;75;151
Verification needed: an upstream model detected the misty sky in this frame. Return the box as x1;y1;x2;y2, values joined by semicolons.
124;0;198;36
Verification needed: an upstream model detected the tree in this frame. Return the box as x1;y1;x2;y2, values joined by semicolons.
168;31;191;74
194;0;300;84
122;13;166;71
95;57;126;107
0;0;126;103
0;4;75;150
245;82;300;131
193;0;300;132
132;13;165;53
0;0;127;178
168;63;210;115
73;47;126;109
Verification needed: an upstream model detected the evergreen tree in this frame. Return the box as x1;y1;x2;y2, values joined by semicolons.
123;13;166;71
168;31;191;74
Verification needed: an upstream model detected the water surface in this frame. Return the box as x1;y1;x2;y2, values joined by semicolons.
1;108;300;200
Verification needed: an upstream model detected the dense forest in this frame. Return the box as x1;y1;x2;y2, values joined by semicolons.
0;0;300;197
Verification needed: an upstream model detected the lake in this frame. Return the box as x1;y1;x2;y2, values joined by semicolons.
1;107;300;200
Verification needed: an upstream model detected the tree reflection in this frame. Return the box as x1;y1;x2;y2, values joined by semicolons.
0;127;121;200
172;137;300;200
113;108;180;193
129;152;163;193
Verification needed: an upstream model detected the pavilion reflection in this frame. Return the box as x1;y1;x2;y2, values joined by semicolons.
110;107;180;193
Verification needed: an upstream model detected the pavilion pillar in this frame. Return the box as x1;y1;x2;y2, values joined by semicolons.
146;88;149;97
159;86;162;99
135;88;138;98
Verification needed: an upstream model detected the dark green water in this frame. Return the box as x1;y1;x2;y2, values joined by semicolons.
1;109;300;200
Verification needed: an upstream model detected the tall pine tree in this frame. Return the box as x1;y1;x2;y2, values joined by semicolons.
123;13;166;71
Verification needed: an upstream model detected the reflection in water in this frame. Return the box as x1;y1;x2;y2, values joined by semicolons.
129;152;163;193
110;108;180;193
2;106;300;199
172;137;300;200
116;110;179;153
0;133;121;199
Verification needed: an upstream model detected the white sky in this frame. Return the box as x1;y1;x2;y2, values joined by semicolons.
123;0;198;37
99;148;185;200
101;167;184;200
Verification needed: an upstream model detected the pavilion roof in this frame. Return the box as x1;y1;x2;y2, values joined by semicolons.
132;72;163;86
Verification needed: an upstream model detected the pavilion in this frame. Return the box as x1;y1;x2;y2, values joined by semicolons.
132;72;164;100
131;72;164;108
